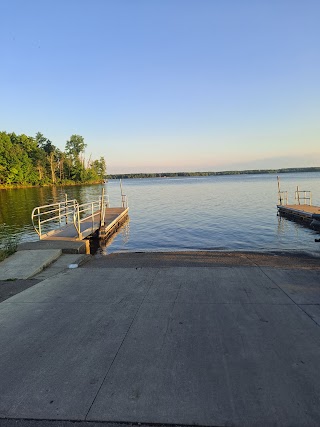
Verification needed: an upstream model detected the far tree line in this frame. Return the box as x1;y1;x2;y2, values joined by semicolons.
107;167;320;180
0;132;106;186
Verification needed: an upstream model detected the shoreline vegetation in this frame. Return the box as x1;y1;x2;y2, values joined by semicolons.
0;225;18;261
0;131;106;188
107;167;320;180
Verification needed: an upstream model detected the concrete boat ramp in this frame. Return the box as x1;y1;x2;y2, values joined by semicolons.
0;251;320;426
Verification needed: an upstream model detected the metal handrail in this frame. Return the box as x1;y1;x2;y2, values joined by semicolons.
277;191;288;206
121;194;128;208
31;199;77;238
295;190;312;206
73;200;101;239
100;193;110;227
32;186;124;240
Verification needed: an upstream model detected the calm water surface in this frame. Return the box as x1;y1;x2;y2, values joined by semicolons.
1;173;320;255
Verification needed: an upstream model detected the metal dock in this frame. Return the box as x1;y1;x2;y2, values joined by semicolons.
31;186;129;252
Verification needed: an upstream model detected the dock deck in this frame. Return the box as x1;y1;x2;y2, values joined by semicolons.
277;204;320;229
278;205;320;216
276;177;320;230
42;207;128;241
31;189;129;253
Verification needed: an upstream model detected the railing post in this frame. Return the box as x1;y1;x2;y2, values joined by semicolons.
65;193;68;224
78;205;81;239
297;186;300;205
120;179;124;207
91;202;94;232
38;207;41;239
58;202;61;225
100;187;105;227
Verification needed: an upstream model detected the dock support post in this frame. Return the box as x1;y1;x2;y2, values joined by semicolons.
277;176;281;205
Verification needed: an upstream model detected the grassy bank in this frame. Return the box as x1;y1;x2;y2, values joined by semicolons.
0;226;18;262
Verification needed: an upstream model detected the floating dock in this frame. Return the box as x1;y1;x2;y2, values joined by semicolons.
31;186;129;253
277;176;320;230
277;204;320;229
41;207;129;241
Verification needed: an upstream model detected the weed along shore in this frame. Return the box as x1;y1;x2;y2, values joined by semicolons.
0;250;320;426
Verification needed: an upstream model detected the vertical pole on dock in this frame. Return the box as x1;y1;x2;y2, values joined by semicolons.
120;179;124;208
100;187;105;227
65;193;68;224
91;202;94;233
38;207;42;239
297;186;300;205
277;176;282;205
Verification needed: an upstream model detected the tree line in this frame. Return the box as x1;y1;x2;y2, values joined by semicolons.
0;132;106;186
108;167;320;180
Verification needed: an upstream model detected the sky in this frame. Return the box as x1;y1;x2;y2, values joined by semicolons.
0;0;319;173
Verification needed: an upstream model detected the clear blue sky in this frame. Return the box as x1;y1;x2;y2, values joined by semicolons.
1;0;319;173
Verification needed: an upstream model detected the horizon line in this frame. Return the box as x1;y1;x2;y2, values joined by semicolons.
107;166;320;177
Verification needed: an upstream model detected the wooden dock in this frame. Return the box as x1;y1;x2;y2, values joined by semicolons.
277;204;320;230
276;176;320;231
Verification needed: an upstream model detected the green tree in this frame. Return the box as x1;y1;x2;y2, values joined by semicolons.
92;157;107;180
0;130;106;186
65;135;87;158
65;135;87;182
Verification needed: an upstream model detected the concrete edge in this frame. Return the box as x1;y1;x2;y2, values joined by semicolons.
27;250;62;279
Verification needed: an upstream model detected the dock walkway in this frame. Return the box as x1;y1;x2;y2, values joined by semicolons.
42;207;128;241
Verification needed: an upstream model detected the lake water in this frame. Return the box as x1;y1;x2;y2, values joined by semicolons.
1;173;320;255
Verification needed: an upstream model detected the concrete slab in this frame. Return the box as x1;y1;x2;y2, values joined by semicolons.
0;250;61;280
261;267;320;304
33;254;91;280
18;240;88;254
88;302;320;426
299;304;320;326
0;279;41;303
0;300;138;420
146;267;292;304
6;268;158;304
1;261;320;426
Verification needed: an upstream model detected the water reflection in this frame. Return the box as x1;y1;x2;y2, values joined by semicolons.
98;217;130;255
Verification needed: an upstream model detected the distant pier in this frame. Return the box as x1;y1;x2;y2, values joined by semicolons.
277;176;320;230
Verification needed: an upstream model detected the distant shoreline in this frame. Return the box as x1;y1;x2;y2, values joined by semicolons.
107;167;320;180
1;167;319;189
